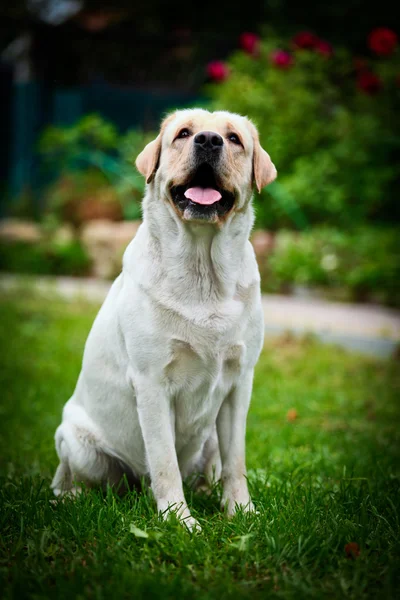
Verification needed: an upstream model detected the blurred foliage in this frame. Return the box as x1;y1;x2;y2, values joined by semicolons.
39;114;119;154
263;226;400;306
42;170;124;229
39;114;154;225
207;31;400;230
0;239;91;276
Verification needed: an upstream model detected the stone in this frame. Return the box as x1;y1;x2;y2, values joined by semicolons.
81;219;141;279
251;230;275;260
0;219;42;243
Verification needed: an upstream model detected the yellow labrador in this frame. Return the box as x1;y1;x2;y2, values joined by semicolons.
51;109;277;530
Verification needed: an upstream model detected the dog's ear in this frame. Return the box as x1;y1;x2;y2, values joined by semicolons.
135;135;162;184
136;113;176;184
249;123;277;192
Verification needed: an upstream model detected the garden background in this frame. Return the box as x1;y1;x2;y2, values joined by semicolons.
0;1;399;598
0;0;399;304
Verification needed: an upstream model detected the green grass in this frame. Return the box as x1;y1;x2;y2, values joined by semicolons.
0;291;399;599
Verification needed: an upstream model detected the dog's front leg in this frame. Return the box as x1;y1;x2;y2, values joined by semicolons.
217;370;255;516
136;379;200;531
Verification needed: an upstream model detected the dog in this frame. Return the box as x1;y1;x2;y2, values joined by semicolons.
51;108;277;530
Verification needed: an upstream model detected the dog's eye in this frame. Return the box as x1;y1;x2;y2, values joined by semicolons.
228;133;241;145
177;128;191;139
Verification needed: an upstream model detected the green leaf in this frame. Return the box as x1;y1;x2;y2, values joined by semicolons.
130;524;149;538
230;534;254;552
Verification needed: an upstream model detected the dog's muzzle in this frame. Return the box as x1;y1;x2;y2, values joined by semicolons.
170;160;235;222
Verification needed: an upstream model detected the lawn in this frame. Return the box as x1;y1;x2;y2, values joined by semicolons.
0;290;399;599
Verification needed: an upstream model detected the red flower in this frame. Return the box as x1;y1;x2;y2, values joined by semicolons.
270;49;294;69
316;39;333;57
357;71;382;94
368;28;398;56
239;32;260;56
293;31;319;50
206;60;230;82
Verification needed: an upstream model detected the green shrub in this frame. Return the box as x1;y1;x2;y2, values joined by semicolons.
264;227;400;305
42;170;124;228
39;113;119;156
0;241;49;275
0;240;91;277
39;114;155;224
45;240;92;276
207;30;400;229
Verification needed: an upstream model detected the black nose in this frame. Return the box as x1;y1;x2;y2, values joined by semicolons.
194;131;223;151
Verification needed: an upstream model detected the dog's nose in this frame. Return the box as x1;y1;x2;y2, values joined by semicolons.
194;131;223;151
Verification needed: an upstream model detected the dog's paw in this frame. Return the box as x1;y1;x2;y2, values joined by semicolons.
175;504;202;532
222;496;258;517
195;482;213;496
158;501;201;532
181;515;202;532
50;486;83;504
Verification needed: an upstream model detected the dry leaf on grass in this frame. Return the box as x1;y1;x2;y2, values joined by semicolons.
345;542;360;559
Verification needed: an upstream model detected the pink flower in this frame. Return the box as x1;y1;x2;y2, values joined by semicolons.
293;31;319;50
239;32;260;56
357;71;382;94
270;50;294;69
316;39;333;57
368;28;398;56
206;60;230;82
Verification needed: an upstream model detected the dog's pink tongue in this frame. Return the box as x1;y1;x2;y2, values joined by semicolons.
184;187;221;205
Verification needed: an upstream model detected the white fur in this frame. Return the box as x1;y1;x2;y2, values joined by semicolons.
51;110;269;530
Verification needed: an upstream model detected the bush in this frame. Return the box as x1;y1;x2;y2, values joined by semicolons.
42;170;124;228
207;29;400;229
263;226;400;306
39;115;155;225
0;239;91;277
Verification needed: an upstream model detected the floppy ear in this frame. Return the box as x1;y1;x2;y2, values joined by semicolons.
136;112;176;184
253;142;277;192
135;134;162;184
249;123;277;192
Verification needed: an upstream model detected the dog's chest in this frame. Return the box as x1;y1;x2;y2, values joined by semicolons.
164;338;245;427
164;337;245;388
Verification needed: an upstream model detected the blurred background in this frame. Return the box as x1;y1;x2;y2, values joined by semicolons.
0;0;399;308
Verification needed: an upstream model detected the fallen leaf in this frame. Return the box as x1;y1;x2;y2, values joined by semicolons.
130;524;149;538
345;542;360;559
287;408;298;422
230;534;254;552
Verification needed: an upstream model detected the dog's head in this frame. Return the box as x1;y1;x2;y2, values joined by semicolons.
136;109;276;225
